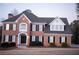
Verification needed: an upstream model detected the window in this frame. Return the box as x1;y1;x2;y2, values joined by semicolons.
32;36;35;41
48;36;54;43
13;24;16;30
9;24;13;30
61;36;65;43
36;25;39;31
9;35;12;42
35;36;39;42
50;25;64;31
32;24;36;31
12;35;16;42
19;23;27;32
5;35;9;42
39;36;42;42
39;25;42;31
6;24;9;30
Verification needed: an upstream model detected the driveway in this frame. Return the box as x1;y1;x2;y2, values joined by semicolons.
0;48;79;55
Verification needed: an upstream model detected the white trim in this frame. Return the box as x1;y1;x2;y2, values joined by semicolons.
15;14;31;23
18;32;28;45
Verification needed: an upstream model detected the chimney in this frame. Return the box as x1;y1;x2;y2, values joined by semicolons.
8;13;14;19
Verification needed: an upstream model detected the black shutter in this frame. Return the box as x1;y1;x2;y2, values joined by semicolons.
65;37;67;43
30;24;32;31
60;37;61;43
36;25;39;31
48;36;50;43
9;24;13;30
4;24;6;30
3;35;5;42
53;36;55;43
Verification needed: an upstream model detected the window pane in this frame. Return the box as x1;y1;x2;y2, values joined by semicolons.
50;36;53;43
9;35;12;42
9;24;13;30
6;24;9;30
39;36;42;42
13;24;16;30
61;36;65;43
32;36;35;41
12;35;16;42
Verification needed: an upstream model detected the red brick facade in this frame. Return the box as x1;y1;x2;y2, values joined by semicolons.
2;14;72;47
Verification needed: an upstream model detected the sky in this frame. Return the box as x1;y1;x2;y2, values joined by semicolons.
0;3;77;24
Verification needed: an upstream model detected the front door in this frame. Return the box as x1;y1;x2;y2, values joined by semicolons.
21;34;26;44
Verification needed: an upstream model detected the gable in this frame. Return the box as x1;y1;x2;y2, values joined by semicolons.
15;14;31;23
49;18;65;25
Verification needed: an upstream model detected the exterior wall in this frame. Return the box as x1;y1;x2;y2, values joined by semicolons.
43;34;72;47
2;15;72;47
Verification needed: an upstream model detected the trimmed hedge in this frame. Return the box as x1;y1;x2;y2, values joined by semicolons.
9;42;16;47
30;41;43;46
49;43;56;47
0;42;16;48
1;42;10;48
61;43;69;48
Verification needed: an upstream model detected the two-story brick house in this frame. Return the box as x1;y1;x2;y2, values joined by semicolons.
1;10;72;47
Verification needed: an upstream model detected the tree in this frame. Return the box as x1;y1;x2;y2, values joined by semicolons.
70;20;79;44
11;9;18;16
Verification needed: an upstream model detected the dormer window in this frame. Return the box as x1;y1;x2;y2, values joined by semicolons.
49;17;65;31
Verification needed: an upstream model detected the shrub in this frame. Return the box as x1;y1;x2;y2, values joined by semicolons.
49;43;56;47
30;41;43;46
61;43;69;48
9;42;16;47
1;42;10;48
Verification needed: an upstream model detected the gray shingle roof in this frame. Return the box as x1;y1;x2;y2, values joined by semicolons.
2;10;72;34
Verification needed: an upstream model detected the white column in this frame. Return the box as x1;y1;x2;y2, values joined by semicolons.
5;35;9;42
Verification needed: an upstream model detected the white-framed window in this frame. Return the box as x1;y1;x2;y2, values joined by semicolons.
50;25;64;31
32;24;36;31
12;35;16;42
61;36;65;43
49;36;54;43
19;23;27;32
32;36;35;41
6;24;9;30
13;24;16;30
39;25;43;31
5;35;9;42
39;36;42;42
